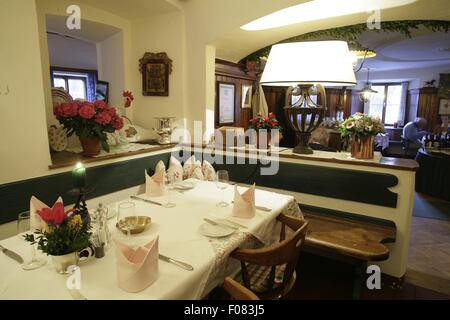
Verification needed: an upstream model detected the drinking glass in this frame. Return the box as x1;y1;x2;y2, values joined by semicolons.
163;184;176;208
215;170;230;207
117;202;138;239
17;211;46;270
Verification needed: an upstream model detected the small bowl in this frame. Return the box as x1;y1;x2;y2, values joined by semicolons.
116;216;151;234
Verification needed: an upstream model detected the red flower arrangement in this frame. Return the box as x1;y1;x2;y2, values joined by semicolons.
25;202;91;256
249;112;283;131
54;91;133;152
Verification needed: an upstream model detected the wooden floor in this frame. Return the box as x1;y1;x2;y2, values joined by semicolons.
290;252;450;300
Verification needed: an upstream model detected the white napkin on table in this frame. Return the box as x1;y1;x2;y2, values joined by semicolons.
231;184;256;219
29;196;63;231
114;237;159;293
145;169;166;197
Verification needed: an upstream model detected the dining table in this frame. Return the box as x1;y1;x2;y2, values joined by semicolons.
0;180;301;300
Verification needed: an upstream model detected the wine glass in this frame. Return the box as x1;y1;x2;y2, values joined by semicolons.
117;202;138;239
17;211;46;270
215;170;230;207
163;183;176;208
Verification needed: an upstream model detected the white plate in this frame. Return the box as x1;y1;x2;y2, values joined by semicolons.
198;223;236;238
173;181;196;190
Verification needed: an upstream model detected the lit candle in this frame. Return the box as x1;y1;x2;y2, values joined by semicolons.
72;162;86;189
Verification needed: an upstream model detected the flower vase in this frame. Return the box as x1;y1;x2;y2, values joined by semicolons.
79;137;101;156
351;135;374;159
51;252;80;274
51;247;93;274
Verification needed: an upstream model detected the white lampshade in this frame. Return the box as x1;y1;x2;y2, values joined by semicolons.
260;41;357;87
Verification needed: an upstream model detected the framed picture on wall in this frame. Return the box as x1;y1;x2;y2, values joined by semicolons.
96;81;109;103
439;98;450;115
241;84;253;109
218;82;235;124
139;52;173;96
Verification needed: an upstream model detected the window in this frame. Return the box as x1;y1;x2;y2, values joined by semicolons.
366;83;407;126
50;67;98;101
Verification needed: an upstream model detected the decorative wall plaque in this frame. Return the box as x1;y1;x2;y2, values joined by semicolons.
139;52;173;96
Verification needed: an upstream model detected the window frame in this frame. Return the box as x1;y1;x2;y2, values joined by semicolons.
50;66;98;101
369;82;404;126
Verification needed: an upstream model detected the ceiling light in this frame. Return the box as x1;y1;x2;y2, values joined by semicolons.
241;0;417;31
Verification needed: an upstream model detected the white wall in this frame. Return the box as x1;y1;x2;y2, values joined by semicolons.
0;0;52;185
97;32;125;108
129;11;185;136
47;33;98;69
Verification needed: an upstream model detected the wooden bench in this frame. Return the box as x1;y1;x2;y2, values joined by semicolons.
301;210;397;299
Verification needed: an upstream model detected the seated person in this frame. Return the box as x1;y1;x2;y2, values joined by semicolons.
308;126;337;152
402;117;428;149
433;115;450;135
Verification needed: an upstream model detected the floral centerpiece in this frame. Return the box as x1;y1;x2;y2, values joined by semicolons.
24;202;92;273
54;90;134;156
338;112;384;159
249;112;283;149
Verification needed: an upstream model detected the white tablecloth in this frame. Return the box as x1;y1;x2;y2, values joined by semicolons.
0;181;297;300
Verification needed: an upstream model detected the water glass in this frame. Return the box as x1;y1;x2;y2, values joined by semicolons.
215;170;230;207
163;184;176;208
117;202;138;239
17;211;46;270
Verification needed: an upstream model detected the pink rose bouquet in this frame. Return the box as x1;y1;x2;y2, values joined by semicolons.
54;91;132;152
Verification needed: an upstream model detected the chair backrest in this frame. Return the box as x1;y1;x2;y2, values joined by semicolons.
230;213;308;297
223;277;260;300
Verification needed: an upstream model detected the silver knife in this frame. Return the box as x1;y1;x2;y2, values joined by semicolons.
159;254;194;271
204;218;238;230
0;244;24;264
130;196;162;206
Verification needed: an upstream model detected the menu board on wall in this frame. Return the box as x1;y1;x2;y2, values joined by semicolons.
218;83;235;124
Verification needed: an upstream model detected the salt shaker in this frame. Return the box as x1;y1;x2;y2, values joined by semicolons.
97;203;112;252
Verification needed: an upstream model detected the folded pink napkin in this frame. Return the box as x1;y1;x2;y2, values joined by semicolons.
232;184;256;219
145;169;166;197
114;237;159;293
30;196;63;231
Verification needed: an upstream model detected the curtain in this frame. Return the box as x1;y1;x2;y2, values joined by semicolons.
87;72;97;102
252;84;269;116
398;82;409;126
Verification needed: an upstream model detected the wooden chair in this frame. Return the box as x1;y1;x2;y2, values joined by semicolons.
223;277;260;300
230;213;309;300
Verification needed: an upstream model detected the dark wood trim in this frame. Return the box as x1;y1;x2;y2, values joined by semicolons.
49;144;176;170
0;151;173;224
184;143;419;172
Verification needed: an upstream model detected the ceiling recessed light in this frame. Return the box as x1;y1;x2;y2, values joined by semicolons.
241;0;418;31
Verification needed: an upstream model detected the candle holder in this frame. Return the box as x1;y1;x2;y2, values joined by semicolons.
68;186;94;217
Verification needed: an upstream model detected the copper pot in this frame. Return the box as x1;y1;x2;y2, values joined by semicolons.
79;137;101;156
351;135;374;159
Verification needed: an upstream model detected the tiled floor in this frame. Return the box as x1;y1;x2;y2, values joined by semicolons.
406;216;450;295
